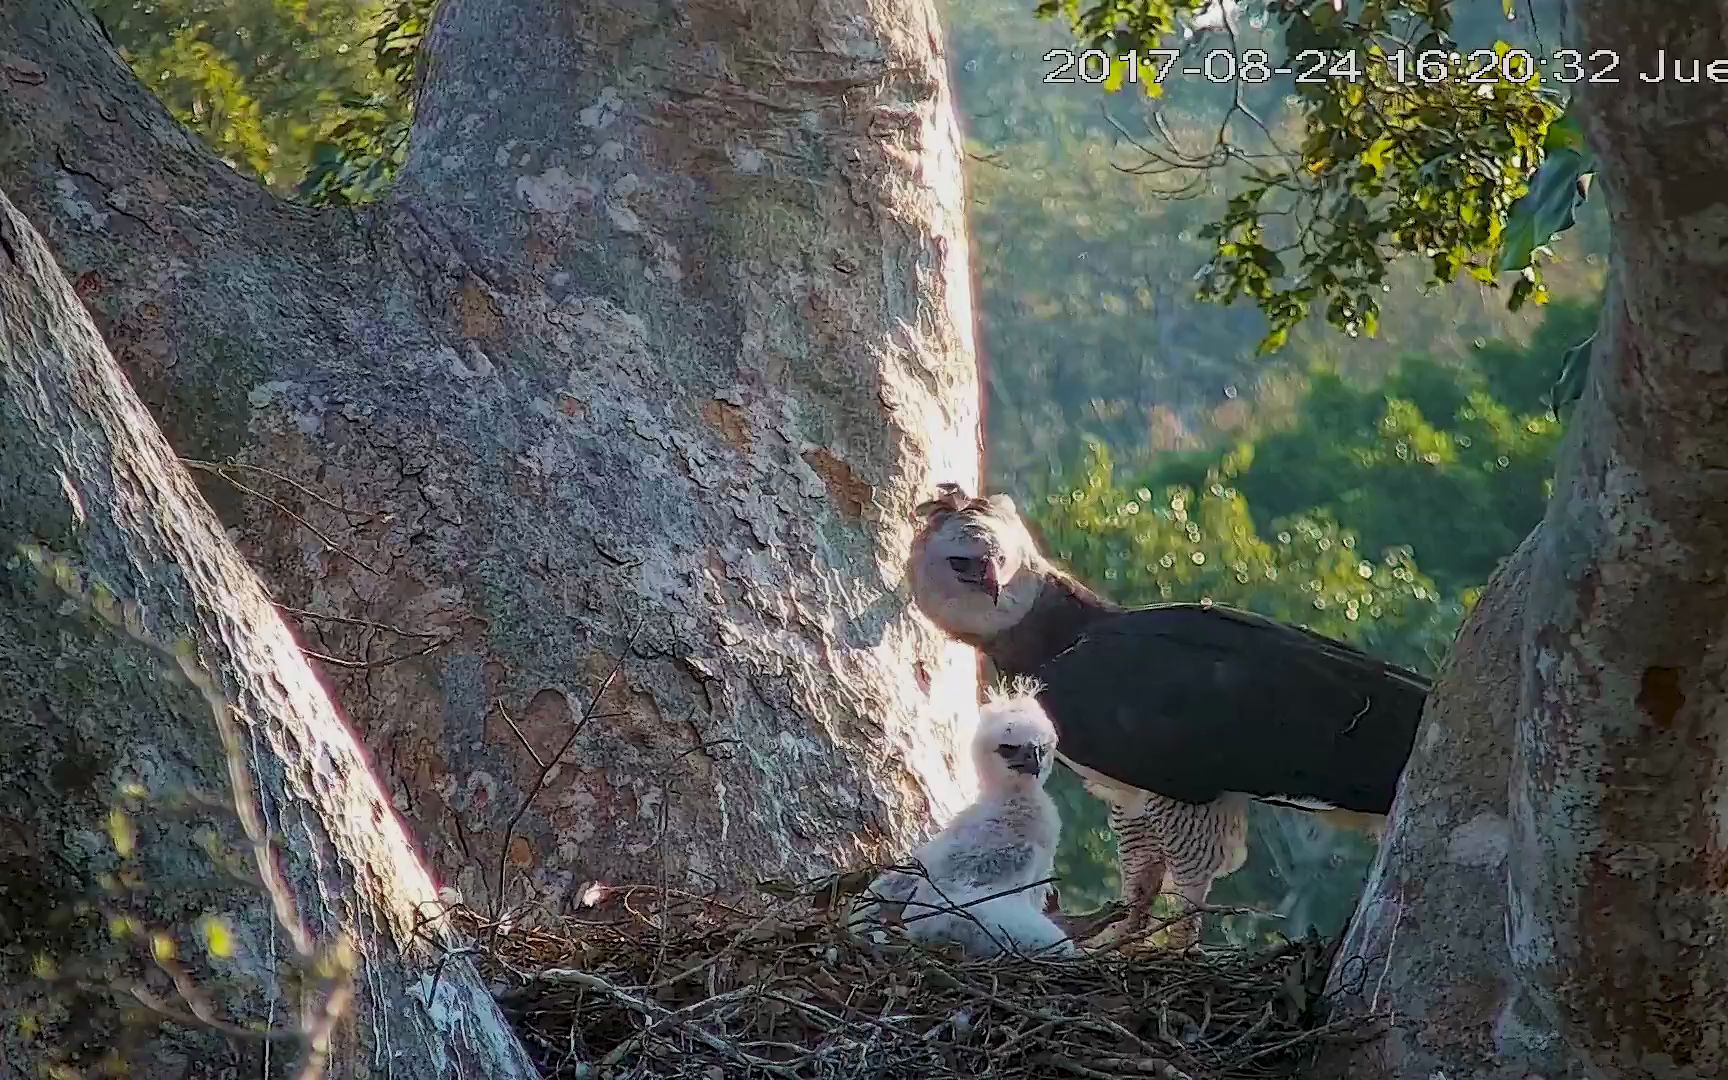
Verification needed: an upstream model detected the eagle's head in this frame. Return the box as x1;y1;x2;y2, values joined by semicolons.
907;483;1047;640
972;677;1057;794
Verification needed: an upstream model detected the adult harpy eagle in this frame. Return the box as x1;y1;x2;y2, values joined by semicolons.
906;483;1431;947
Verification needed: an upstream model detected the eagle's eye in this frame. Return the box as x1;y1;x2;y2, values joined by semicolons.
947;556;981;576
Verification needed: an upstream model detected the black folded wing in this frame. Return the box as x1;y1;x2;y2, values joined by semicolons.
1031;604;1430;813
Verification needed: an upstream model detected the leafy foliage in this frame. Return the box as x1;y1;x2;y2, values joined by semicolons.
296;0;433;206
1496;106;1595;276
1034;0;1574;349
1151;313;1579;598
90;0;432;205
947;0;1604;486
1027;444;1450;657
1033;0;1216;94
90;0;387;192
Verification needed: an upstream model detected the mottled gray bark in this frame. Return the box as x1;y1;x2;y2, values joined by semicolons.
1314;534;1584;1079
0;190;536;1076
0;0;982;916
1319;3;1728;1076
1510;4;1728;1069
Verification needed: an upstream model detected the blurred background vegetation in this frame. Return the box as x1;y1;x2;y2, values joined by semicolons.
92;0;1599;945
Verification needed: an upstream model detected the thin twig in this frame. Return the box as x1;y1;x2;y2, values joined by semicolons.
496;703;547;770
301;635;451;670
119;985;304;1042
182;459;384;576
277;604;445;639
179;457;374;518
532;967;799;1077
491;621;645;919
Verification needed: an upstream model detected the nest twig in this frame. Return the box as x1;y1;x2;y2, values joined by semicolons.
456;870;1380;1080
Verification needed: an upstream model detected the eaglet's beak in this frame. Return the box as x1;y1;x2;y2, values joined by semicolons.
981;559;1002;604
1002;742;1046;775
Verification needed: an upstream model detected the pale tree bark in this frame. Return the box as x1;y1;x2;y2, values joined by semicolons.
0;0;983;914
1314;534;1584;1078
1318;3;1728;1077
1510;2;1728;1069
1;189;537;1077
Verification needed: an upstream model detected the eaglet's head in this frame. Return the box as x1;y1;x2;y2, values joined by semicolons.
908;483;1048;640
972;678;1058;795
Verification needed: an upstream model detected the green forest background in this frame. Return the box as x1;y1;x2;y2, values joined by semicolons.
88;0;1598;944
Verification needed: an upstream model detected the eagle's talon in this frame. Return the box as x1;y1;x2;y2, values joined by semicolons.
1050;900;1134;951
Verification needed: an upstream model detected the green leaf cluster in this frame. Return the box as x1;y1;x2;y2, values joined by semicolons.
946;0;1602;486
91;0;389;193
1035;0;1580;349
91;0;433;205
1496;107;1595;278
1028;432;1455;686
295;0;433;206
1152;311;1581;600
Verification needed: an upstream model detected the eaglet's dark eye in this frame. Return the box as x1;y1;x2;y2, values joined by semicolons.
948;556;980;575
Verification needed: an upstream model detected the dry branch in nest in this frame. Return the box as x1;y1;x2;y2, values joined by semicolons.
456;870;1380;1080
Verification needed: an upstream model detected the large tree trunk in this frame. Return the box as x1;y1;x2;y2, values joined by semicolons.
1;189;536;1077
0;0;983;913
1318;3;1728;1076
1313;534;1585;1078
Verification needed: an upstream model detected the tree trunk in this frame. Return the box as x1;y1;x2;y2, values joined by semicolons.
1318;3;1728;1076
1;189;537;1077
0;0;983;914
1314;533;1586;1078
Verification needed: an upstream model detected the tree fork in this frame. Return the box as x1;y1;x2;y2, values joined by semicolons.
0;0;986;910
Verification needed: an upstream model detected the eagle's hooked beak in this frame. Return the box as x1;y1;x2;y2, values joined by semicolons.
946;553;1004;603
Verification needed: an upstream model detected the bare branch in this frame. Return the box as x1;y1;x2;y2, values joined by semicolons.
490;620;646;918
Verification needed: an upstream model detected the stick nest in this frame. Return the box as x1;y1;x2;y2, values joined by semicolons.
458;870;1372;1080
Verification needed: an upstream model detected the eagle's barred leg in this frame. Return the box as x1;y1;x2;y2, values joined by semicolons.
1160;794;1251;950
1081;798;1168;950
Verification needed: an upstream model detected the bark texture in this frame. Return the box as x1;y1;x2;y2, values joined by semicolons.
0;190;536;1077
1509;4;1728;1070
1315;534;1584;1079
0;0;983;914
1320;3;1728;1076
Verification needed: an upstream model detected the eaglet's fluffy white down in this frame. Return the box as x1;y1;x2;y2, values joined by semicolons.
850;681;1074;959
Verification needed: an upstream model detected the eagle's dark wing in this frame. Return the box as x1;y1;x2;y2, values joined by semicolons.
1031;604;1430;814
